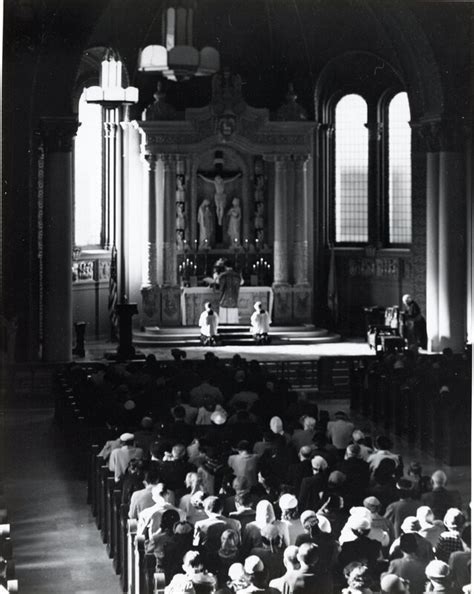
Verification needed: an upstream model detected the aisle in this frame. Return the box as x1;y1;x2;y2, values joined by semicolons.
4;408;121;594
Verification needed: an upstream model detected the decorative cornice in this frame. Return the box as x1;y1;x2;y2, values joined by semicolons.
40;117;79;153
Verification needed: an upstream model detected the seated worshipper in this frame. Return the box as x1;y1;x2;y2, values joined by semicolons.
423;560;454;594
287;446;314;494
407;461;432;499
298;456;329;512
338;515;382;577
250;524;286;581
421;470;463;521
252;469;280;509
388;516;434;564
401;294;427;350
326;411;355;457
242;500;290;555
312;431;340;471
133;416;156;453
342;562;374;594
217;562;250;594
209;529;241;585
291;416;318;452
368;458;398;514
253;431;277;458
165;405;194;445
269;545;300;593
129;462;162;520
340;444;371;508
199;302;219;346
339;507;389;549
294;510;337;591
269;416;291;445
108;432;144;483
448;524;471;594
317;493;347;541
257;434;294;485
367;436;403;479
121;458;147;506
147;508;181;585
229;491;257;531
435;508;466;563
138;483;185;538
416;506;445;549
179;472;207;522
384;478;420;539
239;555;279;594
193;496;241;554
159;443;196;497
222;475;251;515
352;430;373;462
196;400;227;426
386;532;429;594
281;542;322;594
250;301;271;345
228;440;259;487
379;574;410;594
164;550;217;594
363;496;395;548
279;494;304;545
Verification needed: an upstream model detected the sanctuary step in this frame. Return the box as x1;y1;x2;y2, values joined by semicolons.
133;324;341;347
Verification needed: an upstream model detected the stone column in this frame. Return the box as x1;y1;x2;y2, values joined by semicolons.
293;155;309;285
103;109;119;249
162;155;178;286
40;116;79;362
272;156;289;286
438;129;466;351
144;154;158;287
426;147;440;351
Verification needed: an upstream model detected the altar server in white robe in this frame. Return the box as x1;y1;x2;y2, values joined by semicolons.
198;302;219;346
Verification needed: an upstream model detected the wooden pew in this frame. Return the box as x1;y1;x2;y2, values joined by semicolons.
119;504;129;591
127;520;138;594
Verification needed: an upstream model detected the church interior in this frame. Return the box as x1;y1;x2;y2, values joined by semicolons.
1;1;473;593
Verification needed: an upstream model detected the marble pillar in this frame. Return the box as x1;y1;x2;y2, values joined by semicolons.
293;156;309;286
40;117;79;362
272;156;289;286
438;150;466;351
162;155;177;286
144;154;158;287
426;150;440;351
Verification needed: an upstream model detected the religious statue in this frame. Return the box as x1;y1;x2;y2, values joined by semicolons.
176;202;186;231
226;198;241;246
176;175;186;202
197;198;215;248
176;229;185;251
197;171;242;226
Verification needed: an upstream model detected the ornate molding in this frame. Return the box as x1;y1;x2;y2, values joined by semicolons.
40;117;79;153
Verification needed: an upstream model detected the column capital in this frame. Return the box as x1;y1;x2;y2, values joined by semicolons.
293;154;309;167
40;116;79;153
412;117;468;152
144;153;158;170
264;154;290;164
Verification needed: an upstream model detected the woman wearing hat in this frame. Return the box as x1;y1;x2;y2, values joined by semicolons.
242;500;289;556
278;494;304;545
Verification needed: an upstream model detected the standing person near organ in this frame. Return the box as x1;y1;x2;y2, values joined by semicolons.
401;294;427;350
198;171;242;226
216;260;243;324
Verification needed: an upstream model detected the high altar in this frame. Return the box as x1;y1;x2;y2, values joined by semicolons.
137;73;315;327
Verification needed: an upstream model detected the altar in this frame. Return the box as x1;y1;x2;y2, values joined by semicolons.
181;286;273;326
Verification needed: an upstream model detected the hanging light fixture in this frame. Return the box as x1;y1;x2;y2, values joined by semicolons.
138;1;220;81
85;49;139;105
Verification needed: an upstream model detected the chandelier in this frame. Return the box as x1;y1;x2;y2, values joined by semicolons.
85;49;139;105
138;1;220;81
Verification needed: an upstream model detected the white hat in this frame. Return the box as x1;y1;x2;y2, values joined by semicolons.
244;555;264;574
279;493;298;510
347;515;371;532
210;410;227;425
120;432;134;442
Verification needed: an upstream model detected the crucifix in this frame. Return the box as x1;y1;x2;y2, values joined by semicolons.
197;169;242;226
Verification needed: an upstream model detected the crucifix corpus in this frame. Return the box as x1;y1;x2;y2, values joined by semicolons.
197;169;242;226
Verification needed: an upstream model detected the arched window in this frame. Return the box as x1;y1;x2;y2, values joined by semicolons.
388;92;411;244
334;94;368;243
74;90;102;247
